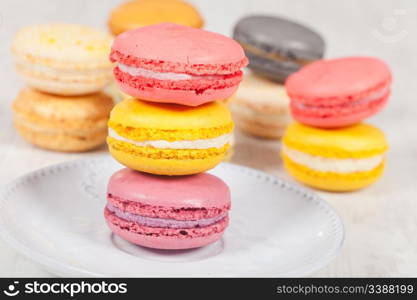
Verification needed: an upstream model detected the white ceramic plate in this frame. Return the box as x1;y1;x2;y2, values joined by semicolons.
0;156;344;277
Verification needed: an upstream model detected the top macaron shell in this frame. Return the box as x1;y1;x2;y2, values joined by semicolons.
109;97;233;130
286;57;392;128
12;23;114;96
283;122;388;159
286;57;391;101
12;23;113;69
110;23;248;106
108;168;231;208
233;15;325;82
112;23;245;68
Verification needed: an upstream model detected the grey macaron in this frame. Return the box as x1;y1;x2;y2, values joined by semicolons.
233;15;325;83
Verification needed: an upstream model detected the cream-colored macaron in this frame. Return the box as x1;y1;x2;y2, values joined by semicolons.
11;23;114;96
230;72;292;139
108;0;204;36
12;88;114;152
104;81;129;103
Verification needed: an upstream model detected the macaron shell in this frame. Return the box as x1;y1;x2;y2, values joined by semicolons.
286;57;392;102
14;70;112;96
282;123;388;159
283;154;385;192
107;141;228;175
291;94;388;128
232;113;288;139
108;196;228;220
233;15;325;83
235;73;290;113
108;0;203;35
107;168;231;209
12;23;113;69
109;98;233;131
106;218;225;249
245;59;298;83
13;88;113;125
233;15;325;62
112;23;246;66
116;79;239;106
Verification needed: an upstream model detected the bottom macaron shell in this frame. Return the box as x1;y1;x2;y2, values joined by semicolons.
108;138;228;175
291;95;388;128
283;154;385;192
107;221;225;249
116;79;239;106
247;53;300;84
15;122;107;152
105;210;227;250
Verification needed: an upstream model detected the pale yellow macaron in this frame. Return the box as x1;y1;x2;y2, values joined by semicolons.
282;122;388;192
11;23;113;96
108;0;204;36
12;88;114;152
230;72;292;139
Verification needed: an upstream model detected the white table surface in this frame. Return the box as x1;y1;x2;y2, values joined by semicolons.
0;0;416;277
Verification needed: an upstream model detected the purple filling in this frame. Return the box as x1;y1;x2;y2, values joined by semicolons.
106;203;227;229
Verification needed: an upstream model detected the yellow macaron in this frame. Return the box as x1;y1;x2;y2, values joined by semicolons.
108;0;204;36
107;98;233;175
281;122;388;192
11;23;113;96
12;88;114;152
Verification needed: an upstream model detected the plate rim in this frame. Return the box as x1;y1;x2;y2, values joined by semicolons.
0;155;345;277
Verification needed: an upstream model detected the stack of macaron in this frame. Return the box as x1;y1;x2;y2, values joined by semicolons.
104;23;248;249
231;15;325;139
282;56;392;192
11;24;114;152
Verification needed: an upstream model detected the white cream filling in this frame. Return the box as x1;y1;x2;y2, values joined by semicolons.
118;63;193;80
283;145;383;173
108;128;230;150
294;86;390;109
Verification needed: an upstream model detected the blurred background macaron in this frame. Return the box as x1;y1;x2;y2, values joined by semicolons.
12;88;114;152
233;15;325;83
11;23;113;96
108;0;204;36
286;56;392;128
281;122;388;192
230;72;292;139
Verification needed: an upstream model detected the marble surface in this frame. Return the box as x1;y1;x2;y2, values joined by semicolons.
0;0;416;277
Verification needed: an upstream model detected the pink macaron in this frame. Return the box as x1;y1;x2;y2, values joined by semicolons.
104;168;231;250
110;23;248;106
286;57;392;128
